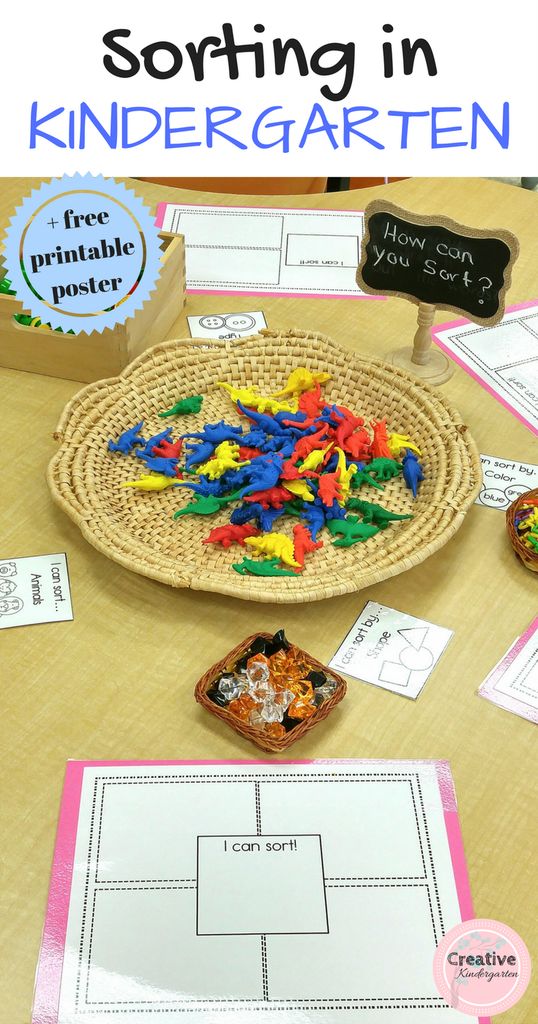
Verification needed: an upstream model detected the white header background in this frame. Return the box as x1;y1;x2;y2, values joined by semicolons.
1;0;536;175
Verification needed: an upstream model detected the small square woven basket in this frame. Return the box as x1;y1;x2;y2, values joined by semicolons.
194;632;347;752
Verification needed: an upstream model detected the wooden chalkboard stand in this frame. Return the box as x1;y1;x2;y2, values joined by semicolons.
357;199;520;389
389;302;453;385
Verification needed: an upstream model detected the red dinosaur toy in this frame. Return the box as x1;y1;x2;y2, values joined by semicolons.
293;523;323;567
370;419;393;460
202;523;261;548
243;486;291;509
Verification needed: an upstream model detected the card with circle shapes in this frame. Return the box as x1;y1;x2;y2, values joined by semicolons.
476;453;538;511
188;309;267;341
329;601;453;699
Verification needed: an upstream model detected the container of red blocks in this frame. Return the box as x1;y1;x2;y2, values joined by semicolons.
194;629;347;752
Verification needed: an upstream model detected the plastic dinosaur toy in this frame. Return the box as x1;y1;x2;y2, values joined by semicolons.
327;516;380;546
293;523;323;567
346;498;413;527
272;367;331;399
183;441;217;470
230;503;264;526
368;457;403;482
203;523;261;548
293;423;330;460
137;429;174;458
298;382;324;418
300;501;326;542
218;382;296;414
178;477;235;498
317;471;342;507
135;453;179;477
282;479;315;503
158;395;203;417
387;432;422;457
402;449;425;498
196;441;250;480
108;421;145;454
244;532;301;568
243;486;291;509
181;421;244;445
173;490;242;517
335;447;357;501
232;557;298;577
152;438;184;459
236;402;288;436
298;446;331;474
121;474;181;491
240;455;284;496
341;428;371;461
370;419;393;460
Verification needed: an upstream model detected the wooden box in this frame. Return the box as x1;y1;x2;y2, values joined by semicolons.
0;232;185;383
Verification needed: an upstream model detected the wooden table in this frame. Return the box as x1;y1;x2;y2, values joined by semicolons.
0;177;536;1023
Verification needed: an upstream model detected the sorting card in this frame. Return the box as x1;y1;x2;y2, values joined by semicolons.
432;301;538;435
155;203;375;298
478;618;538;724
187;309;267;340
477;454;538;510
0;553;73;629
33;759;484;1023
329;601;453;699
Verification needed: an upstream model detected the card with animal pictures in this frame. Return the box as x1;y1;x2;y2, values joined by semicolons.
0;553;73;629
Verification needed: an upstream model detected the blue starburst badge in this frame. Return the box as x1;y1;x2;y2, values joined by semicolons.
3;174;162;334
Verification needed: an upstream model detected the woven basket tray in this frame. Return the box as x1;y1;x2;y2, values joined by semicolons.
48;329;481;603
194;632;347;752
506;488;538;573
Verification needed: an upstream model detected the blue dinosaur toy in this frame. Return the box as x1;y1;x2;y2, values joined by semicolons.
108;421;145;454
402;449;425;498
137;428;173;458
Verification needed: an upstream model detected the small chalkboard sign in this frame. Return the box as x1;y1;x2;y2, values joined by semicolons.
357;201;519;325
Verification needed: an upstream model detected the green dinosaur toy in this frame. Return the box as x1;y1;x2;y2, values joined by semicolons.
327;516;380;546
346;498;413;528
173;490;241;518
368;457;403;482
232;557;298;577
159;395;204;418
350;467;385;491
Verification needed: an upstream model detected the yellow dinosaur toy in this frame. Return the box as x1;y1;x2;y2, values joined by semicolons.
216;381;297;414
299;444;333;474
121;474;180;491
282;479;315;502
335;447;357;503
387;433;422;457
244;532;301;568
196;441;250;480
272;366;331;399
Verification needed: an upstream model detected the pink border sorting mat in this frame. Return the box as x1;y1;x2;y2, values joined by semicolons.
32;759;488;1024
432;300;538;436
154;201;385;300
478;617;538;724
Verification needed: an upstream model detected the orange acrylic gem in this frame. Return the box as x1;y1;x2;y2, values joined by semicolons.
288;699;316;720
290;679;314;703
228;694;257;721
264;723;286;739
